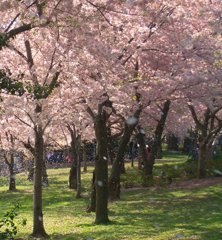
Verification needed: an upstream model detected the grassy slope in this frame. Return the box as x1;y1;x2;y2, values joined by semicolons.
0;155;221;240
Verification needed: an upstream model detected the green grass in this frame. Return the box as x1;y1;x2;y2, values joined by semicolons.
0;159;222;240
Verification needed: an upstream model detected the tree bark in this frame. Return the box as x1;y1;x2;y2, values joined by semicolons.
109;108;142;200
9;166;16;191
109;127;132;200
149;100;171;176
188;104;222;179
4;153;16;192
9;155;16;191
86;170;96;212
67;124;79;190
76;137;81;199
42;159;48;186
94;114;109;224
107;128;115;165
167;133;179;151
69;164;77;189
32;125;48;238
136;127;153;185
28;159;34;181
82;141;87;173
198;143;208;178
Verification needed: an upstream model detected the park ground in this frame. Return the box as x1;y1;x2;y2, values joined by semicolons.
0;151;222;240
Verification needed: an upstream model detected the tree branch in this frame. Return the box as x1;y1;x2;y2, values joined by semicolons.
25;40;38;84
187;103;203;130
14;115;32;128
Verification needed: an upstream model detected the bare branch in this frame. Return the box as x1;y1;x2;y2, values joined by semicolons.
47;136;64;149
86;105;95;119
42;71;60;98
60;125;69;146
14;115;32;128
187;103;203;130
5;14;21;33
25;40;38;84
43;117;53;133
24;110;36;126
7;44;27;61
86;0;116;27
43;30;60;85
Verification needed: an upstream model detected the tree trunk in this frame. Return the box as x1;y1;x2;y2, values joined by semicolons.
69;165;77;189
3;133;17;191
94;115;109;224
28;159;34;181
9;158;16;191
107;128;115;165
42;159;48;186
136;128;153;185
167;133;179;151
131;157;134;167
129;140;137;167
5;153;16;191
82;142;87;173
150;100;171;177
157;145;162;159
198;143;209;179
32;125;48;238
76;137;81;199
86;170;96;212
68;125;79;190
109;109;142;200
109;125;134;200
9;169;16;191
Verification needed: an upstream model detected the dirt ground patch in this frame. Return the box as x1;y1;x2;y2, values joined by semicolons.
169;177;222;190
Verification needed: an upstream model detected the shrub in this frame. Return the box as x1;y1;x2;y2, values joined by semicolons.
0;203;26;240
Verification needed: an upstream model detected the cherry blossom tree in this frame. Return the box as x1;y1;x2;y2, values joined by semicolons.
0;0;221;232
0;20;62;239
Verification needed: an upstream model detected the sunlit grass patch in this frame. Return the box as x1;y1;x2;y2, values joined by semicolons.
0;158;221;239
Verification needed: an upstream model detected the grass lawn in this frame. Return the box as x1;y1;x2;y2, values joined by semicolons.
0;157;222;240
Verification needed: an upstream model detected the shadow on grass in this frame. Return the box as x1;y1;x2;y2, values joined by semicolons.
1;167;221;240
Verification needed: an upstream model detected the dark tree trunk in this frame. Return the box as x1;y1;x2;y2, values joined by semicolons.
3;134;17;191
9;158;16;191
28;160;34;181
83;142;87;173
136;127;153;185
32;125;48;238
87;170;96;212
68;125;79;190
198;142;211;179
198;144;207;178
9;167;16;191
107;128;115;165
42;160;48;186
167;133;179;151
86;97;121;221
69;143;77;190
138;155;143;170
149;100;171;176
109;127;131;200
131;158;134;167
94;115;109;224
109;108;142;200
5;153;16;192
188;105;222;179
120;160;126;174
157;145;162;159
76;137;81;199
69;164;77;189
